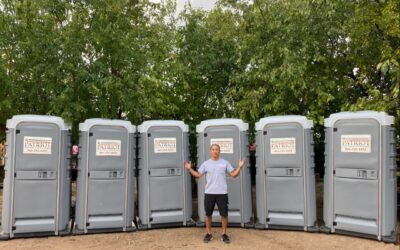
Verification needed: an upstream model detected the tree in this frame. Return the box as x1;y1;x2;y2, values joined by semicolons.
0;0;398;150
0;0;178;142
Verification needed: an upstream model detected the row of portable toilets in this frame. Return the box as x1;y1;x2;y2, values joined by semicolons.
0;111;397;242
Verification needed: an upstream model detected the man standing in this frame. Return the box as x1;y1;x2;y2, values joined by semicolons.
184;144;245;244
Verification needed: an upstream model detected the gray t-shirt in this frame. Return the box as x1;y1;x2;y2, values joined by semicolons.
198;158;234;194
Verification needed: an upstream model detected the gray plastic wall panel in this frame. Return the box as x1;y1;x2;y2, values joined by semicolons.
323;127;333;230
240;131;252;225
126;133;135;228
305;128;317;227
196;132;206;223
138;132;149;226
184;132;192;223
75;131;88;230
255;130;266;227
59;130;71;233
381;125;397;237
1;128;15;235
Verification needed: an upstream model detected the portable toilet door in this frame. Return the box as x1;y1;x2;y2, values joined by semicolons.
1;115;71;239
196;119;253;227
254;116;318;231
137;120;193;229
74;119;136;234
322;111;397;242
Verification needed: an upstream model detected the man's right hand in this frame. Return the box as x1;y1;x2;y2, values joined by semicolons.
184;161;192;170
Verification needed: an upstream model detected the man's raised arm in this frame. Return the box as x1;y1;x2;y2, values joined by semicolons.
184;161;203;178
229;159;245;178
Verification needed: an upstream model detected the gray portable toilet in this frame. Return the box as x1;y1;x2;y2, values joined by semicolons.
1;115;71;239
74;119;136;234
254;116;318;231
196;119;253;227
322;111;397;242
137;120;193;229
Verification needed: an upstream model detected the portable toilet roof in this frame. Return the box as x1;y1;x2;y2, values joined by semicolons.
255;115;313;130
79;118;135;132
196;118;248;133
324;111;394;127
7;115;70;130
138;120;189;133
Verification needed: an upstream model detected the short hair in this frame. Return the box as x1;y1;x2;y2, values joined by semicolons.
210;144;220;150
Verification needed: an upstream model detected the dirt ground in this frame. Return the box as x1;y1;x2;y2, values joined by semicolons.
0;182;399;250
0;227;399;250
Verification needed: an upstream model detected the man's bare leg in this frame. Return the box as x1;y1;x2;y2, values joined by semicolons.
221;216;228;234
221;216;230;243
205;215;212;234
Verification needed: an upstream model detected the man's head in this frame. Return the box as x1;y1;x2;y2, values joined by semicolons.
210;144;221;160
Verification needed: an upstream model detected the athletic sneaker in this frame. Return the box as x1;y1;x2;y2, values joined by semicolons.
204;233;213;243
221;234;230;244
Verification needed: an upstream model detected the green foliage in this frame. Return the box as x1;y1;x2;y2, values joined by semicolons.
0;0;177;142
0;0;399;152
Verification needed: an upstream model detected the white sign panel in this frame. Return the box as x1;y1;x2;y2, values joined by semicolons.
341;135;371;153
270;138;296;154
154;138;177;153
210;138;234;154
96;140;121;156
23;136;52;155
